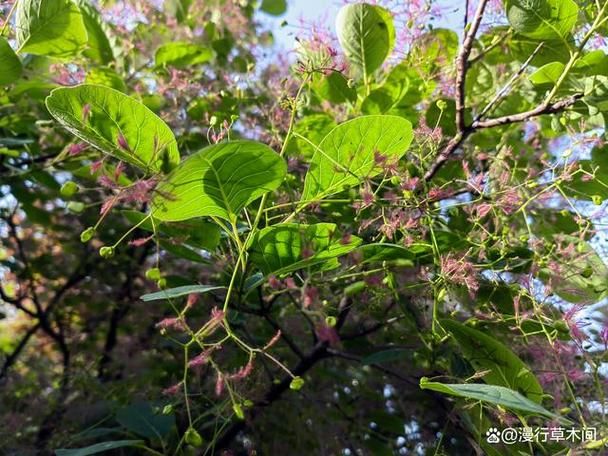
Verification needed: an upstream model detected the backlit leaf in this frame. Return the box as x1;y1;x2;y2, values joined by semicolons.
46;84;180;172
152;140;286;222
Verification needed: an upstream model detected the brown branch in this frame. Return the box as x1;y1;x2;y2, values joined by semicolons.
455;0;489;132
423;93;583;182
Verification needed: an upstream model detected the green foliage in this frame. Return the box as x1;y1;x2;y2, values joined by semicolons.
155;42;214;68
248;223;362;276
3;0;608;454
441;319;544;403
419;379;564;422
141;284;224;302
16;0;88;57
336;3;395;77
0;38;22;85
504;0;579;40
260;0;287;16
302;115;413;201
152;140;286;222
46;85;180;172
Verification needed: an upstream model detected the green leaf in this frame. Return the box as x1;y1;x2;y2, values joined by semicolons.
249;223;362;276
0;37;22;85
504;0;579;41
357;243;416;265
441;319;544;403
260;0;287;16
55;440;144;456
45;84;180;172
85;67;126;92
152;140;286;222
313;72;356;104
116;401;175;439
141;284;224;302
419;379;565;422
16;0;88;57
362;63;410;114
302;115;413;201
76;0;114;64
336;3;395;77
155;42;213;68
529;61;565;85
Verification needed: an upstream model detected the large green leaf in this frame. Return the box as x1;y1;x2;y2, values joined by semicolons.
45;85;180;172
302;115;413;201
419;379;566;422
249;223;362;276
55;440;144;456
336;3;395;77
0;38;22;85
16;0;88;57
76;0;114;64
155;42;213;68
152;140;286;222
504;0;578;41
441;319;543;403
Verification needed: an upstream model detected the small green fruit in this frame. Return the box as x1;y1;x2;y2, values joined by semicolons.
325;316;337;327
157;278;167;289
60;181;79;197
162;404;173;415
592;195;603;206
290;376;305;391
145;268;161;280
80;227;95;243
67;201;85;213
99;246;115;258
184;427;203;447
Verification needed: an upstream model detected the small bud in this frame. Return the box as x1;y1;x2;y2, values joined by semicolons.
233;403;245;420
67;201;85;213
209;115;218;126
60;181;79;197
145;268;161;280
592;195;603;205
290;376;305;391
436;99;447;111
99;246;115;258
325;316;337;327
184;427;203;447
80;227;95;243
162;404;173;415
157;278;167;289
